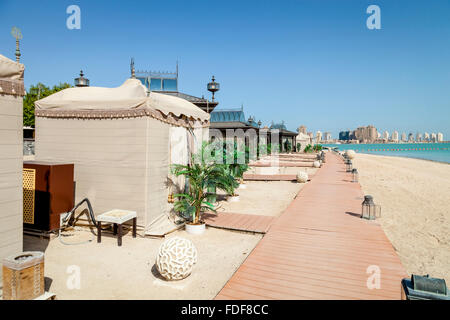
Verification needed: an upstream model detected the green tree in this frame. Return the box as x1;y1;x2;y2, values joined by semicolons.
23;82;72;127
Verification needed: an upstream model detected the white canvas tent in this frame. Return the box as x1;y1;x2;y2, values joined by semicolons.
34;79;209;233
0;54;25;281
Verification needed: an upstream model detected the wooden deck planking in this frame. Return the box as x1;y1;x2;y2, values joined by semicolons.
251;162;315;167
243;174;297;181
203;212;275;234
216;153;407;300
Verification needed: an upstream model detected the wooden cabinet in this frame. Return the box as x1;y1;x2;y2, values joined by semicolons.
23;161;74;231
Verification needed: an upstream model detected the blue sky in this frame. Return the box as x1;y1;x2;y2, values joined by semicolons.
1;0;449;138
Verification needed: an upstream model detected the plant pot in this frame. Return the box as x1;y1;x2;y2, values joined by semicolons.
185;222;206;235
227;195;240;202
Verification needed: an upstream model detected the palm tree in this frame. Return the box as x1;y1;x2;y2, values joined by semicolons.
171;143;235;224
304;144;313;153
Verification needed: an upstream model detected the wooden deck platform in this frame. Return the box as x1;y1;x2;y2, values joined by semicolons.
243;174;297;181
216;153;407;300
251;161;315;167
203;212;275;234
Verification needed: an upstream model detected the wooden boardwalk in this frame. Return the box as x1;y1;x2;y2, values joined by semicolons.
216;153;407;300
203;212;275;234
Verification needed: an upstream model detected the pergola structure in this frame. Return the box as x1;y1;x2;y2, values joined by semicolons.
209;108;298;153
269;122;298;152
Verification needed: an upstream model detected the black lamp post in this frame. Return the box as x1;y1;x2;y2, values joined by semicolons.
75;70;90;87
207;76;220;102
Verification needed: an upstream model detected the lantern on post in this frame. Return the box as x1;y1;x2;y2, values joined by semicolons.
351;168;359;183
345;160;353;172
361;195;381;220
207;76;220;102
74;70;90;87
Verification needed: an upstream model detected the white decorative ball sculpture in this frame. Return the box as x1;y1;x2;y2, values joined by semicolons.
296;171;308;183
313;161;321;168
346;150;356;159
156;236;198;281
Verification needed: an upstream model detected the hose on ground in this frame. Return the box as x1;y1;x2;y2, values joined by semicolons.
59;198;98;245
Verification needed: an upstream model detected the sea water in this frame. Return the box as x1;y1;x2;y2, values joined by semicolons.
322;142;450;164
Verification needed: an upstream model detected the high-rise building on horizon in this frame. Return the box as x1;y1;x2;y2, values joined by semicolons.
416;132;422;142
401;132;407;142
339;131;351;141
383;130;389;140
437;132;443;142
408;133;414;142
324;132;332;142
424;132;430;141
392;131;399;142
431;133;437;142
316;131;322;143
354;125;378;143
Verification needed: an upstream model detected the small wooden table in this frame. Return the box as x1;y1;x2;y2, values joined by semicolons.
96;209;137;247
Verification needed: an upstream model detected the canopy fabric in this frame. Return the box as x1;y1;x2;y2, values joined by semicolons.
0;54;24;80
35;78;209;122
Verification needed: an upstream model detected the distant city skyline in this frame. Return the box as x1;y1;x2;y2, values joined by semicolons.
308;123;446;143
1;0;449;138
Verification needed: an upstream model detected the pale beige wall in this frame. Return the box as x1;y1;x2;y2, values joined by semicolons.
35;117;150;225
0;94;23;280
145;118;170;227
35;116;178;228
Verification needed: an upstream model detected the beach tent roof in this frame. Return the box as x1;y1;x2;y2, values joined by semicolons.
35;78;209;122
0;54;25;80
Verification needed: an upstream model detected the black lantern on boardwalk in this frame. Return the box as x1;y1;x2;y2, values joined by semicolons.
207;76;219;102
75;70;90;87
352;168;359;183
345;159;353;172
361;195;381;220
321;151;326;163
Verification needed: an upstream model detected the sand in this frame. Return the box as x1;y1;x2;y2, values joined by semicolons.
352;153;450;283
22;228;261;300
215;180;305;216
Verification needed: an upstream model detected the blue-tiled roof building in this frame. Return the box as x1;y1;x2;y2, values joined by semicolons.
210;107;260;129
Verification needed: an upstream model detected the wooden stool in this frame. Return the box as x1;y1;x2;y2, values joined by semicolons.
96;210;137;247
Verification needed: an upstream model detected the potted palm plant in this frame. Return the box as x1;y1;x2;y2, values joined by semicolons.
223;147;248;200
172;144;235;235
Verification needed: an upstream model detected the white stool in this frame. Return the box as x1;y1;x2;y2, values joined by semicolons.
96;209;137;247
